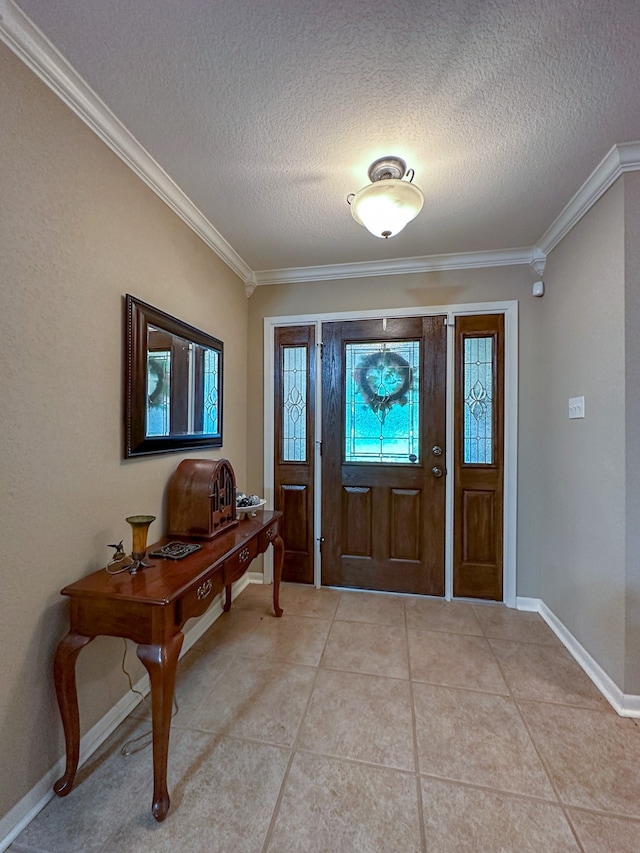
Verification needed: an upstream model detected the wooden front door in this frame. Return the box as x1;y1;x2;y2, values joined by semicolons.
321;316;447;595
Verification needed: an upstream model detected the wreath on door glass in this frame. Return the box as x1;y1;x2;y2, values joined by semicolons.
147;358;165;408
354;350;413;417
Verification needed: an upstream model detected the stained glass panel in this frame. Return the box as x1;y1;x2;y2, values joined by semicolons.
146;351;171;436
345;341;420;464
463;337;493;464
282;346;307;462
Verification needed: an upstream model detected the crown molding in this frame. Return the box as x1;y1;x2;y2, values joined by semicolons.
254;247;535;286
537;140;640;257
243;274;257;298
0;0;253;284
529;247;546;278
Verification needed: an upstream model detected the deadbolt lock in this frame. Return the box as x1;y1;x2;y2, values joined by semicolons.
432;445;443;456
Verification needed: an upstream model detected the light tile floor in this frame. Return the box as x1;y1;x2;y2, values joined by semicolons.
10;583;640;853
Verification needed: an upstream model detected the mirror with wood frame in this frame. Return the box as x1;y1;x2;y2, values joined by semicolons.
124;294;223;457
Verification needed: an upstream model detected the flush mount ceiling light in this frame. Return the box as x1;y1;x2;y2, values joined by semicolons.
347;156;424;239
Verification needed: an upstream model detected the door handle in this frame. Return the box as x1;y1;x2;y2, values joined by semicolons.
432;466;444;478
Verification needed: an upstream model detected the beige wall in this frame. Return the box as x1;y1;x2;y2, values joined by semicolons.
536;180;626;687
246;265;545;596
0;44;248;819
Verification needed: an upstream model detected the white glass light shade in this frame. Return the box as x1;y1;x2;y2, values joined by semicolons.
350;178;424;239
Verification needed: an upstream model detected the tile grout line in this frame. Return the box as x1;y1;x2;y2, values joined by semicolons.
562;802;640;824
404;599;428;853
417;768;579;807
478;607;587;853
259;589;343;853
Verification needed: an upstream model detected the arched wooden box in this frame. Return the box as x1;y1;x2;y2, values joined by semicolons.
167;458;238;539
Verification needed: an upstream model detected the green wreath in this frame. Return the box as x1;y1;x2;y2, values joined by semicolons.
147;357;165;408
354;350;413;415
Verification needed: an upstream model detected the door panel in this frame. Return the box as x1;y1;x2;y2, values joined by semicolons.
453;314;504;600
462;490;496;563
321;316;446;595
280;484;309;552
343;487;372;556
274;326;315;584
390;489;421;561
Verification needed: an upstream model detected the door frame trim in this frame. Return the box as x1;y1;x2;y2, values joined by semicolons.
263;300;518;606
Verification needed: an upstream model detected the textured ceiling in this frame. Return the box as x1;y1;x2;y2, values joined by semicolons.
10;0;640;276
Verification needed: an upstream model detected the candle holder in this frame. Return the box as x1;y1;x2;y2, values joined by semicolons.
126;515;156;574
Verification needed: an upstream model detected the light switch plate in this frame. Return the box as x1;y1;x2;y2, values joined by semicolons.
569;396;585;419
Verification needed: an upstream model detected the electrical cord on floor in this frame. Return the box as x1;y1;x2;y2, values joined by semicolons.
119;638;179;756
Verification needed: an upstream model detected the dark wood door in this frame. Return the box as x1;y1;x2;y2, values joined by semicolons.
321;317;447;595
453;314;504;600
274;325;316;583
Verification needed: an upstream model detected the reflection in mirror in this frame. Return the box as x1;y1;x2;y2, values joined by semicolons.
146;326;220;438
125;295;223;457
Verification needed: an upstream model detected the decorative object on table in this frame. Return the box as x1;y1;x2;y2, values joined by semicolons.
126;514;156;574
108;540;126;562
236;490;267;518
149;542;203;560
235;490;260;507
105;540;133;575
167;458;238;539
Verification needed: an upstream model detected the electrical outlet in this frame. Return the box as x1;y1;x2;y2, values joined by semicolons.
568;396;585;419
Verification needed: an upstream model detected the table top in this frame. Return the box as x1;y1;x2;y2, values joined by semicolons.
61;510;281;607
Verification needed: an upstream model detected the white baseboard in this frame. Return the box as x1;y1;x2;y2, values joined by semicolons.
516;596;640;718
514;596;540;612
0;573;262;852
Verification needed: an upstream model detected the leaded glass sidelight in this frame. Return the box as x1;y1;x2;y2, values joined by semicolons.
146;350;171;436
203;348;220;434
345;341;420;464
282;346;307;462
463;336;493;463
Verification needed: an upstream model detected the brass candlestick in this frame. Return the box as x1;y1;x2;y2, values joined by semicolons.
126;515;156;574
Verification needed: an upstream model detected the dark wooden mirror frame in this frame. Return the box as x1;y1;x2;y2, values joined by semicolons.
124;294;223;458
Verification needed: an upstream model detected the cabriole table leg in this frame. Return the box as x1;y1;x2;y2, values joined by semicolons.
53;632;94;796
136;632;184;822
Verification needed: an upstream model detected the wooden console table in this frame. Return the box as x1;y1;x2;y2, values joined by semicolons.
53;510;283;822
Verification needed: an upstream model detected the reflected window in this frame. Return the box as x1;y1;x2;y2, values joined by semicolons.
145;325;220;438
203;348;219;434
146;350;171;436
